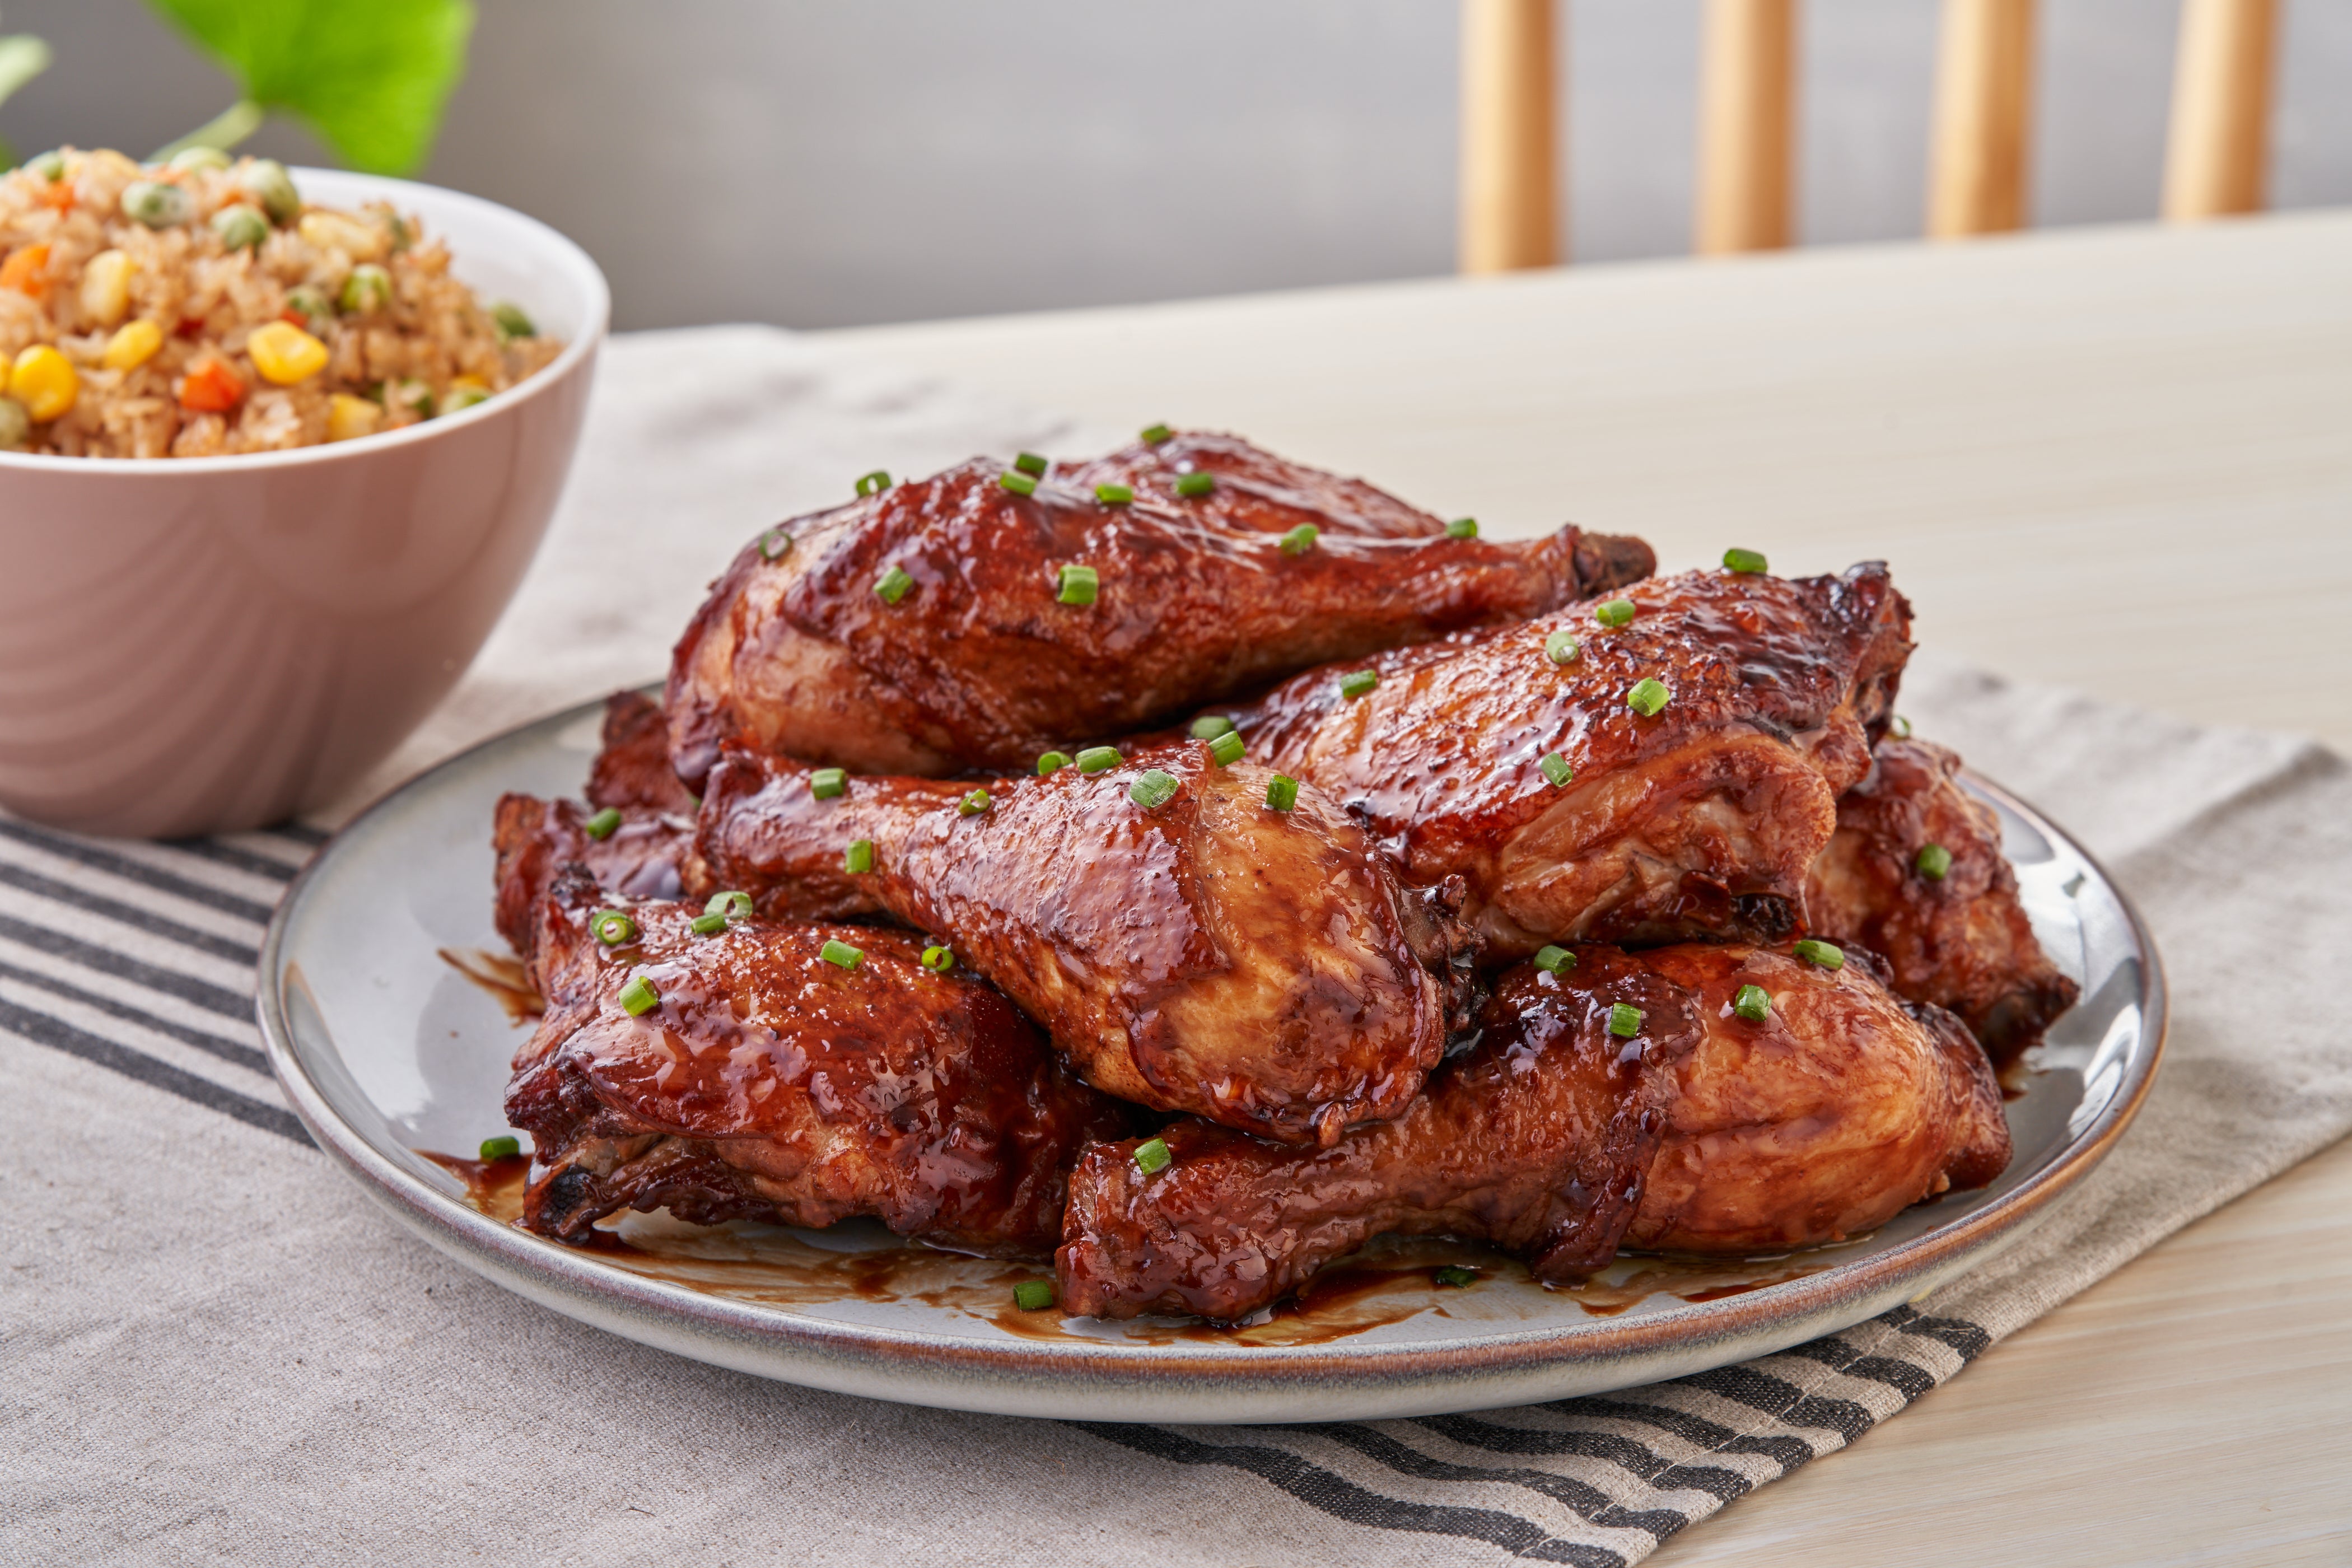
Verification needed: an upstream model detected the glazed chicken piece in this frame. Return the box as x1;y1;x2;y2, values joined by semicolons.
665;454;1654;785
1807;738;2079;1065
493;792;690;965
693;740;1476;1146
1060;942;2010;1322
587;688;698;816
503;864;1130;1253
1059;428;1451;539
1224;562;1913;958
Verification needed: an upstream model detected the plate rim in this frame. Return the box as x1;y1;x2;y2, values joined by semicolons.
259;692;2169;1420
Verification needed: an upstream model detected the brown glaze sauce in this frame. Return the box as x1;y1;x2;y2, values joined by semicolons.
437;948;543;1022
424;1151;1841;1343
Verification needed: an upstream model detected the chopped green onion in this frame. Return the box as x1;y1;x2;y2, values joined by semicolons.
1140;423;1173;445
874;565;914;604
1265;773;1299;811
1076;745;1121;774
1890;714;1914;739
1094;482;1135;506
759;528;792;562
1129;768;1180;809
959;788;992;816
1533;944;1575;974
1174;471;1215;498
921;945;956;973
583;807;623;841
706;890;754;923
1208;731;1244;767
1723;547;1769;574
1132;1136;1172;1174
844;838;875;874
478;1134;520;1161
1057;563;1099;605
491;302;537;340
1595;598;1636;628
1626;678;1672;716
1278;523;1320;557
690;911;727;936
1794;939;1845;970
810;768;848;800
1433;1264;1479;1288
1339;669;1379;699
820;939;864;970
1445;517;1478;540
590;909;637;946
1014;451;1048;477
1014;1278;1058;1311
1608;1002;1644;1038
1733;984;1772;1023
855;469;892;498
618;975;660;1015
1539;752;1574;788
1545;629;1581;665
1037;750;1072;777
1915;843;1953;880
999;470;1037;497
26;150;64;183
1190;715;1235;740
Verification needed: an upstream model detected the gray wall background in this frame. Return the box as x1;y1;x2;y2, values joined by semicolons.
3;1;2345;330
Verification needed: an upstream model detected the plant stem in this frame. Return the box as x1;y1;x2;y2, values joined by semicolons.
152;98;264;162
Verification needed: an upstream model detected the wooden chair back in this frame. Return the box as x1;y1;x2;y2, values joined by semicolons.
1459;0;2280;270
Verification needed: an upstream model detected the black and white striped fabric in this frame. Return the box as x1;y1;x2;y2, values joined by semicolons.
2;810;1996;1566
0;815;318;1148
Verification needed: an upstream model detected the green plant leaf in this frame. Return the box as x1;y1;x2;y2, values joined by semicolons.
0;32;52;108
144;0;473;175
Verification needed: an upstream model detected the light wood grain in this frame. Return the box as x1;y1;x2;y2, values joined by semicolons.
1928;0;2036;237
1458;0;1560;272
1695;0;1797;255
822;217;2352;1558
2166;0;2278;221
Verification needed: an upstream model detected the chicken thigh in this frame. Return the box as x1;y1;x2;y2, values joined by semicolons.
665;454;1654;785
1225;562;1914;956
1059;942;2009;1322
693;739;1477;1146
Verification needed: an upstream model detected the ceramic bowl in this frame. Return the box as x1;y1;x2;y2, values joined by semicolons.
0;168;608;838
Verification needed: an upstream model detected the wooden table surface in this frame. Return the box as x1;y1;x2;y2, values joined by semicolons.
824;212;2352;1565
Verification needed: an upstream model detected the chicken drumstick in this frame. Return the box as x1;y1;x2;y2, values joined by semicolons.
693;740;1476;1147
666;454;1654;785
1060;942;2009;1323
1222;561;1913;956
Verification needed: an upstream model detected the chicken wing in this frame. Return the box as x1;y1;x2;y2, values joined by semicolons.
1060;942;2008;1322
693;739;1477;1146
1224;562;1913;957
503;864;1130;1254
1807;738;2078;1065
665;454;1654;785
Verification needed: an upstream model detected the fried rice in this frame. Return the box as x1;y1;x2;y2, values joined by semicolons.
0;147;563;458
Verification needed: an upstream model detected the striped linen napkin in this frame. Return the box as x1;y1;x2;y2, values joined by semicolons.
8;329;2351;1566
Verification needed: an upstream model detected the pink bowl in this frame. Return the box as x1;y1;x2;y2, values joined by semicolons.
0;169;609;838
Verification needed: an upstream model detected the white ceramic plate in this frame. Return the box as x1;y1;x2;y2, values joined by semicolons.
260;694;2165;1424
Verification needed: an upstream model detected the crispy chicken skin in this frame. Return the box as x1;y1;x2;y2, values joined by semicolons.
693;740;1477;1147
1057;429;1452;540
587;688;698;816
664;452;1654;785
1059;943;2008;1323
492;792;689;967
1806;738;2079;1066
1226;563;1913;957
502;865;1130;1253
